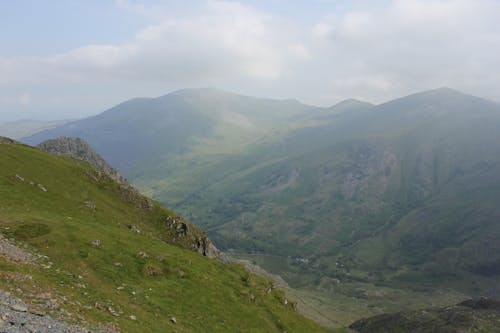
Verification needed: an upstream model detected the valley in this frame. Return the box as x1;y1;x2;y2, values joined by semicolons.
20;87;500;331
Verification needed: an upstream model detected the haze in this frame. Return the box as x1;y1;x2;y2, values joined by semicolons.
1;0;500;122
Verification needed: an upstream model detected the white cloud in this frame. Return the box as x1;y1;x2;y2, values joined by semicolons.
0;1;301;87
1;0;500;121
306;0;500;103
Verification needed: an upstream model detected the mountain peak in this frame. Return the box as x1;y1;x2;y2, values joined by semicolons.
331;98;373;108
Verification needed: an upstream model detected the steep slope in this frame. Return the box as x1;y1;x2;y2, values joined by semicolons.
37;136;126;184
0;137;329;332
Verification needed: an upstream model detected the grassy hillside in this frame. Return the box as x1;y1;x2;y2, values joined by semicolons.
0;138;330;332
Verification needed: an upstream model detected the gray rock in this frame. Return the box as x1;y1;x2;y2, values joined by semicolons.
0;234;35;264
83;201;96;210
0;289;92;332
37;137;126;184
37;184;47;192
127;225;141;234
10;303;28;312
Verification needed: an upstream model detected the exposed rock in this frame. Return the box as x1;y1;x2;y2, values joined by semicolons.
176;222;189;237
0;288;90;332
164;215;228;261
83;201;96;210
0;137;17;145
37;184;48;192
107;306;120;317
0;234;35;264
137;252;149;259
339;145;397;200
10;303;28;312
195;236;230;263
117;184;154;211
37;137;126;184
90;240;102;248
127;225;141;234
170;317;177;324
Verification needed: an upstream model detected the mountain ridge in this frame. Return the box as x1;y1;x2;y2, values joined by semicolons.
20;87;500;295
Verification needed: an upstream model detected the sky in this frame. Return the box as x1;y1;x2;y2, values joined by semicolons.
1;0;500;122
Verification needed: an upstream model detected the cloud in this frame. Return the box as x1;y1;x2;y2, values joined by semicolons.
0;1;303;87
307;0;500;103
1;0;500;121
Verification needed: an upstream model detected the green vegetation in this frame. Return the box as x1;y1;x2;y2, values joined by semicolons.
21;87;500;328
0;139;330;332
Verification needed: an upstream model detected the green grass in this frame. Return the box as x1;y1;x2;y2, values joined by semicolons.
0;140;330;332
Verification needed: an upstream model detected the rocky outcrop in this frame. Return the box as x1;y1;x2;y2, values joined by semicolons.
37;137;125;183
0;289;88;333
164;215;229;262
0;137;17;145
0;234;35;264
340;144;397;200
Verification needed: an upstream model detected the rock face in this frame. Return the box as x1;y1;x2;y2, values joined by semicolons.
0;289;89;333
0;234;35;264
164;215;229;262
37;137;125;183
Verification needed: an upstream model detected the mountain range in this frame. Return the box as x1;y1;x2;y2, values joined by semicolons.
23;87;500;303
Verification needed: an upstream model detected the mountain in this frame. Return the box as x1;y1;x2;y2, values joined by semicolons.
0;119;71;140
22;88;500;299
0;137;329;332
349;298;500;333
23;88;320;173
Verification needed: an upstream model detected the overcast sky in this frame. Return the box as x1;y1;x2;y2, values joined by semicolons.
1;0;500;122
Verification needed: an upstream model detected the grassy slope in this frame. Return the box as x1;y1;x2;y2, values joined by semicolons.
0;139;330;333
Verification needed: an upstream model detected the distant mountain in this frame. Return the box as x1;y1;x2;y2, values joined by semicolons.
0;119;71;140
22;87;500;297
24;88;319;172
350;298;500;333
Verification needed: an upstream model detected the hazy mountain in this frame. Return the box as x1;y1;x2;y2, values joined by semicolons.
349;298;500;333
24;88;318;172
23;87;500;296
0;119;71;140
